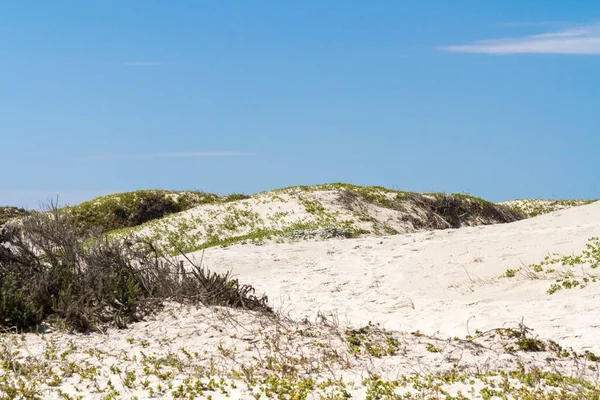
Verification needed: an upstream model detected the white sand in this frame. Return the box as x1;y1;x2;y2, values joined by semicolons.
131;186;522;253
195;200;600;353
2;199;600;398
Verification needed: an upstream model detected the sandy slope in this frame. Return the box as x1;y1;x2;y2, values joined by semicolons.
2;199;599;399
194;200;600;353
128;185;522;254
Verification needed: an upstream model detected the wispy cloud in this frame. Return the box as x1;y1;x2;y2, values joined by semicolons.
123;61;167;66
440;24;600;55
82;152;252;161
497;21;569;28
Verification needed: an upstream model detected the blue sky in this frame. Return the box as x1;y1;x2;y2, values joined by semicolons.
1;1;599;208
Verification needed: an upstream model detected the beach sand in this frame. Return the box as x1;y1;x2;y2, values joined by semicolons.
2;200;599;398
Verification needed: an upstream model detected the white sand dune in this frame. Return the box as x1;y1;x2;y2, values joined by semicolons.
2;197;599;399
195;200;600;353
128;185;523;254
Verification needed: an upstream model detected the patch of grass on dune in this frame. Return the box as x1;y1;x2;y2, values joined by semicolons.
65;190;249;233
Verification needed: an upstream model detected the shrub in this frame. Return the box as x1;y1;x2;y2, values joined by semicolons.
0;201;270;332
0;206;33;226
0;272;44;328
335;188;523;231
66;190;248;234
430;194;523;229
67;191;187;233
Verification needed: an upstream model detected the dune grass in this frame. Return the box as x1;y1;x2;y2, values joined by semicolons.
0;201;270;333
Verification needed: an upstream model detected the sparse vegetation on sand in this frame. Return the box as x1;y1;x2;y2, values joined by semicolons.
0;308;598;399
113;183;524;254
1;185;599;398
500;198;597;218
503;236;600;294
0;201;269;332
0;185;599;398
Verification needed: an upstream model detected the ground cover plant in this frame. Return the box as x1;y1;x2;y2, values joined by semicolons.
0;201;269;332
503;236;600;294
0;307;598;399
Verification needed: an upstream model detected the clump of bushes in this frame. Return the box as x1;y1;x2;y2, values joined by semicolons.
0;206;33;226
0;202;269;332
335;188;523;231
429;193;524;229
66;190;250;233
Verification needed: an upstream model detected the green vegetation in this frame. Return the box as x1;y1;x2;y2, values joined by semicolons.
0;286;598;399
294;183;523;227
1;185;599;399
120;183;523;254
280;183;518;218
502;236;600;294
451;192;493;205
1;184;526;254
282;182;413;204
0;202;270;332
495;326;546;352
344;323;401;357
65;190;249;233
504;269;518;278
0;328;600;400
0;206;33;226
502;199;597;218
4;317;596;399
112;190;367;254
